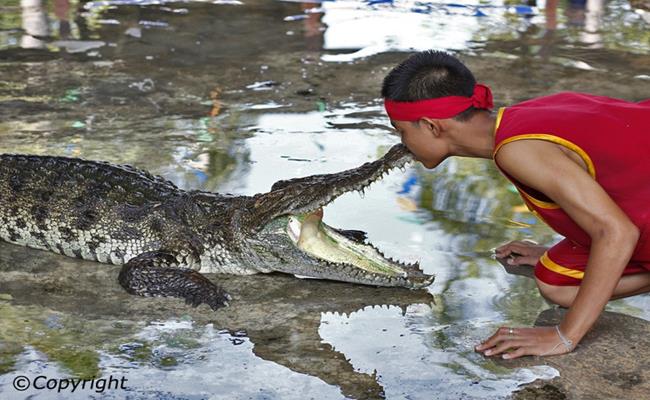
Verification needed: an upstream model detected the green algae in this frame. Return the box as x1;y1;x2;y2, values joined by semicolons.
0;303;102;378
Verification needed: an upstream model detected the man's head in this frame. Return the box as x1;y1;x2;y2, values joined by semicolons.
382;51;491;168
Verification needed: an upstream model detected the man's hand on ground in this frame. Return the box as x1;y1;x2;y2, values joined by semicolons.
475;326;573;359
495;240;548;266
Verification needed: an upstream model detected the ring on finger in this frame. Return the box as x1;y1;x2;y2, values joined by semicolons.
508;328;514;335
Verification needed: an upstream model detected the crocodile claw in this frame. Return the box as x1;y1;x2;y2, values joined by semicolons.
183;283;231;311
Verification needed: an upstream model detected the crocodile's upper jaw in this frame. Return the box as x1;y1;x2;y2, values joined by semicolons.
270;143;414;216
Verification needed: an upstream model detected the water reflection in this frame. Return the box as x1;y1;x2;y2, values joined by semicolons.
4;0;650;59
20;0;47;49
298;2;324;52
543;0;606;48
0;239;563;399
0;240;435;399
19;0;100;52
0;115;252;192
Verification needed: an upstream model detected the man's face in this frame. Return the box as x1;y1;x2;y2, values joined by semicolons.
391;119;447;169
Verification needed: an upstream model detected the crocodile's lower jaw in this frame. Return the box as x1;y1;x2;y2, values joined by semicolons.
287;209;408;278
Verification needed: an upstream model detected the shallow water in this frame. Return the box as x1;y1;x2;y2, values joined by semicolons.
1;0;649;399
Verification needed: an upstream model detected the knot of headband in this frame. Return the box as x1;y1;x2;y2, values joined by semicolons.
384;83;494;121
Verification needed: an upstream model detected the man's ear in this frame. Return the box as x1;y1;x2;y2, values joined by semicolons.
419;117;444;138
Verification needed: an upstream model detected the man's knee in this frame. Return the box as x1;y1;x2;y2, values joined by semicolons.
534;278;576;308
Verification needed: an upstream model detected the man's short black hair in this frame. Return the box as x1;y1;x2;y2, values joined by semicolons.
381;50;480;121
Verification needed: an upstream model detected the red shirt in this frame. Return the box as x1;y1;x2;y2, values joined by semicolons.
493;92;650;269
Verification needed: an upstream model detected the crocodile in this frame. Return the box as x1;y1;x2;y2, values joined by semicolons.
0;144;434;310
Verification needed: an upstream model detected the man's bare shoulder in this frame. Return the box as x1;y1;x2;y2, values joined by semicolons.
495;139;588;176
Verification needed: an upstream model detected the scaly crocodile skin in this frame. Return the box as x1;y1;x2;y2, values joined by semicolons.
0;154;259;274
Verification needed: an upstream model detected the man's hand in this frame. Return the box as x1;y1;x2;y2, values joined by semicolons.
475;326;572;359
495;240;548;266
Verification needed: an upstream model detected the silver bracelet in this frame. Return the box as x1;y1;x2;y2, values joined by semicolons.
540;325;574;356
555;325;574;352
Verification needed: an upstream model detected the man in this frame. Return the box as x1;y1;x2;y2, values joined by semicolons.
382;50;650;358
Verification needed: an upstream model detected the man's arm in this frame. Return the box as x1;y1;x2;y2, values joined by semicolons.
482;139;639;357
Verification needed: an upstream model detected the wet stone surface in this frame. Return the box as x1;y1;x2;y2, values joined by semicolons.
503;308;650;400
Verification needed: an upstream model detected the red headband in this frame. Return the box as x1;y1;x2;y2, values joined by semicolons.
384;83;493;121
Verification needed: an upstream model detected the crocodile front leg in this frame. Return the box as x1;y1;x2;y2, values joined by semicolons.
118;251;231;310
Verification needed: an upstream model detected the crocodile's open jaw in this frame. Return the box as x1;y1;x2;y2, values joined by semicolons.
279;207;432;288
252;144;434;289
